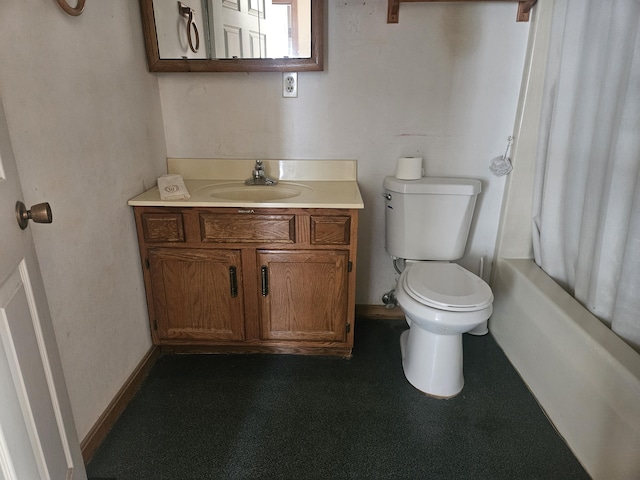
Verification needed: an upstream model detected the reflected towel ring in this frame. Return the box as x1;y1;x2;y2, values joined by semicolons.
178;1;200;54
56;0;85;16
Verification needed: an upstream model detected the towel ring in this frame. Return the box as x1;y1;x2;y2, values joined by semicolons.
178;2;200;53
56;0;85;16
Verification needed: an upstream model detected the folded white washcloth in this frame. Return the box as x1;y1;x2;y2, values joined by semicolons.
158;174;191;201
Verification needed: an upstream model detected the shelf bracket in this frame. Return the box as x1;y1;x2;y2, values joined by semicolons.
516;0;537;22
387;0;538;24
388;0;401;24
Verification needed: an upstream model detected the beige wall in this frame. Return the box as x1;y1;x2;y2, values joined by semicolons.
0;0;529;442
0;1;166;439
158;1;530;304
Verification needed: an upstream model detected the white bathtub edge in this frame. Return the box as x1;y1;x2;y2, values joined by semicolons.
490;258;640;480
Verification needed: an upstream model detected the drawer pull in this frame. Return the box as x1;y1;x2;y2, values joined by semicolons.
229;266;238;298
261;266;269;296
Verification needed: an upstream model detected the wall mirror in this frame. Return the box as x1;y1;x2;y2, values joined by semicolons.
140;0;324;72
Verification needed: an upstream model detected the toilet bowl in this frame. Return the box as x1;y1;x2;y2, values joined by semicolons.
395;261;493;398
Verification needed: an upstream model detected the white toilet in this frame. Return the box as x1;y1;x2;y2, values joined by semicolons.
383;176;493;398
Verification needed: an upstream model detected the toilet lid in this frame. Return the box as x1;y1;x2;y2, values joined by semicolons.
403;262;493;311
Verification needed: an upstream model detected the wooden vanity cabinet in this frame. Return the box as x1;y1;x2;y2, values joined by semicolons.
133;206;358;356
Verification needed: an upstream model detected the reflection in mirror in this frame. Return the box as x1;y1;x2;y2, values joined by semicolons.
140;0;323;72
154;0;208;59
207;0;311;60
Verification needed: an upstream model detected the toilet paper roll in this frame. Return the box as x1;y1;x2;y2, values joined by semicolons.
395;157;423;180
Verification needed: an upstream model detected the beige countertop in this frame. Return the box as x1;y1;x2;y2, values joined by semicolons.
128;159;365;209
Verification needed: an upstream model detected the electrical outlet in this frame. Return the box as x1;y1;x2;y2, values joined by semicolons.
283;72;298;98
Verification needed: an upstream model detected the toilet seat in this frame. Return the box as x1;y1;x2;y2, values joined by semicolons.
402;262;493;312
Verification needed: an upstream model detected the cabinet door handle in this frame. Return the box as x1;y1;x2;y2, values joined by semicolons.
261;266;269;297
229;266;238;298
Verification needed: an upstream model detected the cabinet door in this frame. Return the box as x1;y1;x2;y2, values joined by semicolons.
148;248;245;342
257;250;349;342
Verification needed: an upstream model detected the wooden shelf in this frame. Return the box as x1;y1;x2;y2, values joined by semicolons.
387;0;537;23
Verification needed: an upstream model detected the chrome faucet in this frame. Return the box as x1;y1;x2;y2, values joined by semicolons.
245;160;278;185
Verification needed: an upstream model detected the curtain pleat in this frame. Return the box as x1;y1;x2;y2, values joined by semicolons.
532;0;640;352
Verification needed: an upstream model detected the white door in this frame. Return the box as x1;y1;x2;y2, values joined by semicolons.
209;0;265;58
0;100;87;479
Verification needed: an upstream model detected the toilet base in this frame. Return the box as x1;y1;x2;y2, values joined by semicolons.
467;320;489;336
400;327;464;398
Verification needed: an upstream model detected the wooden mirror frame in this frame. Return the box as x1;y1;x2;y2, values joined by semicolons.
139;0;324;72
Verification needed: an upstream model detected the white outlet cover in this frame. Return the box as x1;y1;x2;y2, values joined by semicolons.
283;72;298;98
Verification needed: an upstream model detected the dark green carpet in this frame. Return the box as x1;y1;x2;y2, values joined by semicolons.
87;319;589;479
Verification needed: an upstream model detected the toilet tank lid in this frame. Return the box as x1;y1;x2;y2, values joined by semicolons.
384;176;481;195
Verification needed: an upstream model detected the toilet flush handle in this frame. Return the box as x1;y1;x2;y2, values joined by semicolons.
382;193;392;201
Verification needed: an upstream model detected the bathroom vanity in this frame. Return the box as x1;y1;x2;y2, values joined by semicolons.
129;159;364;357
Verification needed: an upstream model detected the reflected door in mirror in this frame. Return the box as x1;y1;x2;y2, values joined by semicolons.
209;0;264;59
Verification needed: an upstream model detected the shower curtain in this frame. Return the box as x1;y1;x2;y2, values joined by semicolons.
532;0;640;352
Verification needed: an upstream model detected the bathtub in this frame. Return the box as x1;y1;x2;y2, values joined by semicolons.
490;258;640;479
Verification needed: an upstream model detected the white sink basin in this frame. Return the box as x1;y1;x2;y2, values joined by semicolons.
194;182;313;202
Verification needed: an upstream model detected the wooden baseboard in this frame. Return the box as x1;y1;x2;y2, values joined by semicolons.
160;343;352;357
80;345;160;464
356;304;405;320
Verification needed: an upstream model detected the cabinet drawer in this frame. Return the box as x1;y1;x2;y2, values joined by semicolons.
200;213;295;243
141;213;185;243
310;216;351;245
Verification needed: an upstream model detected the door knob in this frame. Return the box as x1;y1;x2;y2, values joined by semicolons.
15;201;53;230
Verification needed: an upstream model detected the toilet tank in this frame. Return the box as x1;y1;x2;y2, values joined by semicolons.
383;176;481;260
